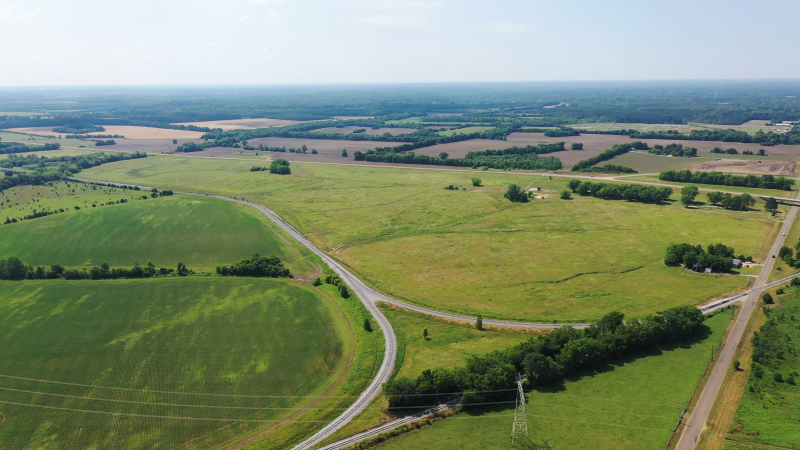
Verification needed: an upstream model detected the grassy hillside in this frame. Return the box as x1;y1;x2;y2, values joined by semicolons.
0;277;354;450
373;308;734;450
0;193;314;274
82;157;777;321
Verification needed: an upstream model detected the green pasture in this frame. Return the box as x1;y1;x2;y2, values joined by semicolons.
728;289;800;449
0;191;314;274
374;308;735;450
0;148;96;160
0;131;97;149
82;157;777;321
619;174;798;198
0;277;354;450
385;117;422;124
436;126;494;136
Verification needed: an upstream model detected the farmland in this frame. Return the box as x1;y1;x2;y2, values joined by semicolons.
312;126;418;136
726;288;800;449
0;192;314;274
82;157;778;322
436;126;494;136
7;126;205;140
0;277;363;450
373;308;735;450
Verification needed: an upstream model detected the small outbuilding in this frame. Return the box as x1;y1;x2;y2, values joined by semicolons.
692;263;703;272
732;259;743;269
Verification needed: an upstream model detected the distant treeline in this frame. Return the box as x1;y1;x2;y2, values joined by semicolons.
574;164;637;174
383;306;705;407
175;142;203;153
658;170;795;191
0;256;190;281
567;179;672;203
0;141;61;155
356;142;565;171
648;143;697;157
94;139;116;146
571;142;649;171
53;125;105;134
215;254;291;278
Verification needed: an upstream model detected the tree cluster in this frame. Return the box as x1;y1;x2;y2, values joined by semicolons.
0;141;61;155
175;142;204;153
705;191;756;211
94;139;117;146
710;147;741;155
53;125;105;134
574;164;637;174
323;271;351;298
750;312;798;387
269;159;291;175
543;128;580;137
0;256;189;281
504;184;529;203
664;242;749;272
383;306;705;407
659;170;794;191
65;134;123;139
648;143;697;157
571;142;649;171
215;254;290;278
567;179;672;204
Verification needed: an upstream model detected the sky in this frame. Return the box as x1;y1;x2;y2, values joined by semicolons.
0;0;798;86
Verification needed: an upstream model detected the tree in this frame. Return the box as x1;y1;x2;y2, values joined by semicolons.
311;149;318;154
177;262;188;276
764;197;779;211
339;284;350;298
560;190;571;200
423;328;429;339
312;277;322;286
342;149;348;157
733;360;741;371
758;149;766;156
571;143;583;150
471;177;482;187
172;139;177;145
762;292;774;304
504;184;529;203
681;186;699;207
439;152;449;159
779;245;794;263
707;191;725;205
363;318;372;332
476;315;483;330
567;179;581;192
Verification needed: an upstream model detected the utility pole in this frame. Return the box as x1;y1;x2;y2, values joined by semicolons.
511;378;528;448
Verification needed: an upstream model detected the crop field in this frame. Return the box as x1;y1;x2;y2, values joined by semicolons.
726;289;800;449
312;126;418;136
0;277;357;450
174;118;307;130
608;151;799;174
81;157;779;322
7;126;205;140
436;126;494;136
0;148;96;159
689;120;781;135
0;191;315;274
373;308;735;450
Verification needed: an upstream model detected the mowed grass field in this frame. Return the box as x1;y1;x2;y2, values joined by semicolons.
82;157;778;322
374;308;735;450
0;277;355;450
726;289;800;449
0;192;314;273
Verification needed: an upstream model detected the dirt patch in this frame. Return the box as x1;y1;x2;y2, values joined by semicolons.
311;126;417;136
7;126;205;140
689;159;796;176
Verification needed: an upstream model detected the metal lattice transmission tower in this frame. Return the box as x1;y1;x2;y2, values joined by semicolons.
511;379;528;447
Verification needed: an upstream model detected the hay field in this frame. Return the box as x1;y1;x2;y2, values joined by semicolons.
312;126;417;136
374;309;734;450
0;277;354;450
81;157;778;322
608;151;799;174
0;193;314;274
7;126;205;139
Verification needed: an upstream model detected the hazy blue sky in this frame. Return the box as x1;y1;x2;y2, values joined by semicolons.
1;0;798;86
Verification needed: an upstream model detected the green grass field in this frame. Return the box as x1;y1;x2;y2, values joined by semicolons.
0;148;97;160
0;277;356;450
0;131;98;149
81;157;778;321
0;192;314;273
726;289;800;449
436;126;494;136
373;308;735;450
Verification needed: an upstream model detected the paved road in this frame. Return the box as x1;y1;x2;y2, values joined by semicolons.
74;177;800;449
675;188;800;450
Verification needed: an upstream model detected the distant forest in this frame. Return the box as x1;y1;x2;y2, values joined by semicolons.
1;81;799;129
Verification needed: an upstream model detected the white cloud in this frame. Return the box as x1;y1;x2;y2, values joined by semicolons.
353;14;426;26
479;22;531;32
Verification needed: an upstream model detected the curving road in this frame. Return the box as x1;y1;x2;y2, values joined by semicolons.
74;177;800;449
